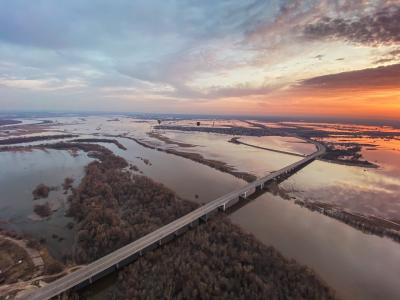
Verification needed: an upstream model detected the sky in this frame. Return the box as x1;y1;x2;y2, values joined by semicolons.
0;0;399;119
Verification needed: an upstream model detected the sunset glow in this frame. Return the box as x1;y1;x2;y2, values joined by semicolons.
0;1;399;119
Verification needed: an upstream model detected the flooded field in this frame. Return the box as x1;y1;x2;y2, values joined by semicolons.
151;130;301;176
283;159;400;219
0;149;91;259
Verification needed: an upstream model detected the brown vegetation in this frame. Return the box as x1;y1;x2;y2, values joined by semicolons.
32;184;51;200
0;238;34;284
147;131;194;147
0;134;77;145
48;142;127;168
69;138;127;150
136;156;152;166
41;249;64;275
0;119;21;126
129;164;139;171
62;177;75;192
33;202;52;218
321;143;378;168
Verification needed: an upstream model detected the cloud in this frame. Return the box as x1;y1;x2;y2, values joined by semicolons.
373;48;400;64
0;0;398;117
297;63;400;90
303;5;400;46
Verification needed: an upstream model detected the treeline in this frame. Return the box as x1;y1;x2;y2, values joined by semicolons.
0;119;21;126
69;138;127;150
33;202;52;218
44;142;127;170
0;134;77;145
32;183;51;199
322;143;377;167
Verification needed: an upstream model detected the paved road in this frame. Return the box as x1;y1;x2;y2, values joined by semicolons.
22;142;325;300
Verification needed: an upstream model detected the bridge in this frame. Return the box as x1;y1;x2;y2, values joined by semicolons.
22;142;325;300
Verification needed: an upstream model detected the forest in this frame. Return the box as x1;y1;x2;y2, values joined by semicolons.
0;134;77;145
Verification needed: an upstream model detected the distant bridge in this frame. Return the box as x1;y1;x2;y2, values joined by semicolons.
22;143;325;300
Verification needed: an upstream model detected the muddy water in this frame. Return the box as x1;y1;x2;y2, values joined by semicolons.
230;194;400;300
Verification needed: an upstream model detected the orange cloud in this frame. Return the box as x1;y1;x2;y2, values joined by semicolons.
194;63;400;119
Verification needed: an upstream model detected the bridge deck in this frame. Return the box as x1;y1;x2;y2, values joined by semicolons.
22;143;325;300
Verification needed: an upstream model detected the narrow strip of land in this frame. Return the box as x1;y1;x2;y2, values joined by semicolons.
229;137;306;157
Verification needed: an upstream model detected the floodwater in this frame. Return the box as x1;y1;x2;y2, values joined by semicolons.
230;194;400;300
0;149;92;259
282;156;400;220
149;130;301;177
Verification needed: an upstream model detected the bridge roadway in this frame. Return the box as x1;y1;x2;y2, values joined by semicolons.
23;143;325;300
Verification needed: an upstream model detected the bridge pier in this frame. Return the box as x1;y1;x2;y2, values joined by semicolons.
218;203;227;212
255;183;265;192
200;214;208;223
